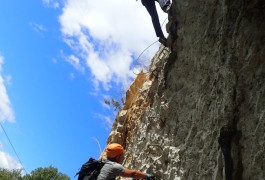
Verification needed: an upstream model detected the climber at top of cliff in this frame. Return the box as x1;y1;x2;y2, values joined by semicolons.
139;0;171;47
97;143;157;180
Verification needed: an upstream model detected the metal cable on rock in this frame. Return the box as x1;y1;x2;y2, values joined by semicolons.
133;17;169;75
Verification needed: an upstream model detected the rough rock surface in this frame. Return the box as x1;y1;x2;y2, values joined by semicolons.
103;0;265;179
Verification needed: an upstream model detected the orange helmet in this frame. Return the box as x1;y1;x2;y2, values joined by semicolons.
106;143;124;158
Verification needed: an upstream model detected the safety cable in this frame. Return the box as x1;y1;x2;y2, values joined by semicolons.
0;122;28;174
122;48;169;166
111;16;170;166
122;47;170;167
133;17;169;75
122;16;170;132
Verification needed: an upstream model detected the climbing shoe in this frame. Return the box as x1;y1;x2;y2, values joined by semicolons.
166;4;171;13
159;37;168;47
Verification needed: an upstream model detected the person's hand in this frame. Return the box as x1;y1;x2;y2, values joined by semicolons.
146;174;156;180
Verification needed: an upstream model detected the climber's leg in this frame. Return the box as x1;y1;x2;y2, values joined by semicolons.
156;0;171;13
141;0;164;38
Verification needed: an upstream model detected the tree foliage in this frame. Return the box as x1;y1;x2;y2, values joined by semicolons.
104;88;126;111
104;97;124;111
0;166;70;180
0;168;23;180
23;166;70;180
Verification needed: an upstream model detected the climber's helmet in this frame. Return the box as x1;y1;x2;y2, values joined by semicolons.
106;143;124;158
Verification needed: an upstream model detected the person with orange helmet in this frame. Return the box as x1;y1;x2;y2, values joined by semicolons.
97;143;156;180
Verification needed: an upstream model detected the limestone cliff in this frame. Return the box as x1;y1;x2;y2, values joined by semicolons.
103;0;265;179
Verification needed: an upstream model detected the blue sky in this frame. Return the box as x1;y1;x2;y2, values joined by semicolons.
0;0;167;178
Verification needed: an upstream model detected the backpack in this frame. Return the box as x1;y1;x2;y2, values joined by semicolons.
76;158;105;180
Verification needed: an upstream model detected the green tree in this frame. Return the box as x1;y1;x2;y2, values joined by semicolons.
104;87;126;111
23;166;70;180
0;168;23;180
104;97;124;111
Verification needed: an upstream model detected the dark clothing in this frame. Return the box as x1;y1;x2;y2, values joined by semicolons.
141;0;170;38
156;0;171;12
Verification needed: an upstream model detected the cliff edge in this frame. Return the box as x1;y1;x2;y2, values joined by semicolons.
103;0;265;179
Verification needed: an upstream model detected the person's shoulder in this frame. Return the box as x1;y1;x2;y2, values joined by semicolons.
104;160;124;169
105;160;123;166
112;162;125;173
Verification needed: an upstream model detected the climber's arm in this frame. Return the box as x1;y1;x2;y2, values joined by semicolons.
120;168;147;179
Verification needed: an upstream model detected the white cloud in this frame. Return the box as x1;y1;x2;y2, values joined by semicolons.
52;58;57;64
88;91;98;97
69;72;75;80
0;56;15;122
42;0;60;9
66;55;85;73
59;0;168;88
0;151;23;170
29;22;47;37
102;116;113;130
0;141;22;170
95;113;113;130
5;75;12;86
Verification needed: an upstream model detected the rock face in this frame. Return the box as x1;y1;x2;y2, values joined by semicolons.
104;0;265;179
